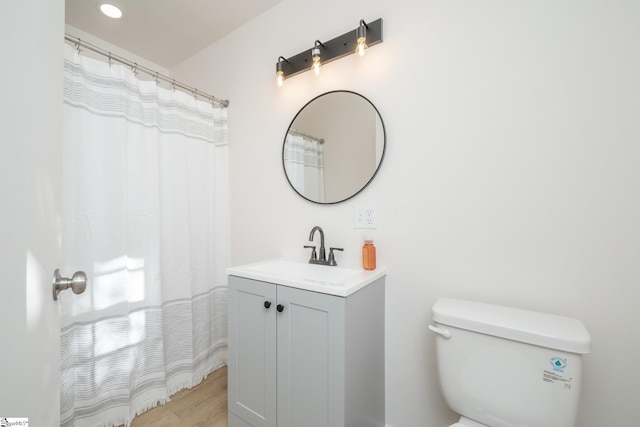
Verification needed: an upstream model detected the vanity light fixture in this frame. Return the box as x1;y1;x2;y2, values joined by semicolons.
275;18;383;86
355;20;368;57
312;40;324;76
276;56;287;87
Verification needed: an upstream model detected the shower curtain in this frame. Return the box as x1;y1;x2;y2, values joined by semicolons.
60;44;229;427
283;132;325;202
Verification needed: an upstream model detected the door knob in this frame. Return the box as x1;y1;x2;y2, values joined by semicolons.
277;304;284;312
53;269;88;301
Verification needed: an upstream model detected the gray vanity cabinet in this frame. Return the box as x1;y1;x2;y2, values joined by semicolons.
227;275;385;427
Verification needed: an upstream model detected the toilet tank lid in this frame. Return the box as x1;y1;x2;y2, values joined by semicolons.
432;298;592;354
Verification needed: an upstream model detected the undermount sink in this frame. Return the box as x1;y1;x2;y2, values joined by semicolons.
227;258;386;297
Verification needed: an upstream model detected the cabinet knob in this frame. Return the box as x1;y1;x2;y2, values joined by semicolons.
277;304;285;313
264;301;272;309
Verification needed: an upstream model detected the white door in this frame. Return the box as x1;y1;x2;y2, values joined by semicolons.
0;0;64;424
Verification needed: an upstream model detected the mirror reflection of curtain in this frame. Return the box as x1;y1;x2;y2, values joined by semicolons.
61;44;229;426
283;132;325;202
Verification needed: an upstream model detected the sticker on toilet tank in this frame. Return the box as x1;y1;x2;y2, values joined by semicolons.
550;357;567;372
543;370;573;389
543;357;573;389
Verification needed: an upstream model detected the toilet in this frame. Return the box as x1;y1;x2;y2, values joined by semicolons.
429;298;591;427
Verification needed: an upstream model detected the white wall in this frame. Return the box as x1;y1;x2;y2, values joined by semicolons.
172;0;640;425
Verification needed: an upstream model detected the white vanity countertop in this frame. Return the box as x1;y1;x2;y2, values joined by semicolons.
227;258;386;297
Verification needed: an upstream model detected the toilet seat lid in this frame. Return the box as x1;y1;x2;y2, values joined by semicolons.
432;298;592;354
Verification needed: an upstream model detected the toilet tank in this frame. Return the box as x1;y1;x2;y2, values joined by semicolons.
430;298;591;427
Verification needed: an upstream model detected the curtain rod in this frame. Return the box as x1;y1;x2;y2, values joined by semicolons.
64;33;230;108
288;128;325;144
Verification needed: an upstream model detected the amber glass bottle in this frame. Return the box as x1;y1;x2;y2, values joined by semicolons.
362;240;376;270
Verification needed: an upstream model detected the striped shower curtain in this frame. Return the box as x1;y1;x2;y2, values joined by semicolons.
60;44;229;426
283;132;325;202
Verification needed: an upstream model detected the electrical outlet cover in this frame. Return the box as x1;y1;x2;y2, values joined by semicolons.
354;206;377;229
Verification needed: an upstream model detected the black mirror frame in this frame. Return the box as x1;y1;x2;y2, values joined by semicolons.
282;90;386;205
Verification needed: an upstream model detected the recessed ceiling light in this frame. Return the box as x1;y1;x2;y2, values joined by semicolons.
98;2;123;19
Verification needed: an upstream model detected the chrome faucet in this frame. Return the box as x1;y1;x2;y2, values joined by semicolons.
305;226;343;266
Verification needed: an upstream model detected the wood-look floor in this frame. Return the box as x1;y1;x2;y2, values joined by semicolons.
121;366;228;427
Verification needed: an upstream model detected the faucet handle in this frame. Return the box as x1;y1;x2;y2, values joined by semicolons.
328;247;343;266
304;245;317;261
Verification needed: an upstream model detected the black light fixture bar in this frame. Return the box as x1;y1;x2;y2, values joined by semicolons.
279;18;383;79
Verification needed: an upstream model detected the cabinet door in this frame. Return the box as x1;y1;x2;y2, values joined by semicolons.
276;286;346;427
228;276;277;427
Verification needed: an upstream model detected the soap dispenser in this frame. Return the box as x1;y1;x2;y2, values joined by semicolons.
362;240;376;270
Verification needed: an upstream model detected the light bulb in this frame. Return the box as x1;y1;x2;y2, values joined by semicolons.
355;20;368;57
356;37;367;57
276;57;286;87
312;46;321;76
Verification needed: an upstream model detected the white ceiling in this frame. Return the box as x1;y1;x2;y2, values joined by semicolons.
65;0;283;69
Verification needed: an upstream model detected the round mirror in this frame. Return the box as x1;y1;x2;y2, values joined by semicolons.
282;90;386;204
